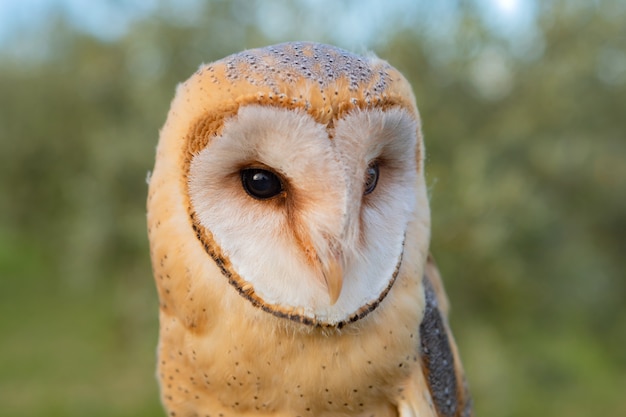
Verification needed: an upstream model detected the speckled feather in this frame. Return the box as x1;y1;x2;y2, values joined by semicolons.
147;42;472;417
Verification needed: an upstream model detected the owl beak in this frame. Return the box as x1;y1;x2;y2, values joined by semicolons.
322;258;343;305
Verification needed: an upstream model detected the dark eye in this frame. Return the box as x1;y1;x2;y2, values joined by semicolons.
241;168;283;200
364;161;379;195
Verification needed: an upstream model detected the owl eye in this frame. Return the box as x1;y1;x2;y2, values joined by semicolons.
241;168;283;200
364;162;379;195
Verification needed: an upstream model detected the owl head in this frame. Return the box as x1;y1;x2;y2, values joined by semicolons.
147;42;430;329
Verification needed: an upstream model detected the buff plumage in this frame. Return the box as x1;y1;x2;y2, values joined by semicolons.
147;42;472;417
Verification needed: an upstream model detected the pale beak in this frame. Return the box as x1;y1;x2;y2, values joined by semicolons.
322;257;343;305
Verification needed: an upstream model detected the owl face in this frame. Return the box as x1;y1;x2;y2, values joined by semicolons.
188;104;419;326
150;42;430;328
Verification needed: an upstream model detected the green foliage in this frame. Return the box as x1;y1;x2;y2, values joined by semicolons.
0;1;624;416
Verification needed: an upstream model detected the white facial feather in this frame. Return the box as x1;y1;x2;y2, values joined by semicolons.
188;105;422;325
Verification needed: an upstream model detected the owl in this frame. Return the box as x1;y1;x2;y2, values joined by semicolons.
147;42;472;417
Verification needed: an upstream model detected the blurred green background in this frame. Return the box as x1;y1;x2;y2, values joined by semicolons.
1;0;624;416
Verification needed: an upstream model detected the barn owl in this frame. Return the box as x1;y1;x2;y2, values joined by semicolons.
147;42;472;417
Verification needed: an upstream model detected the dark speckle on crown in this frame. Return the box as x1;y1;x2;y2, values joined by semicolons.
186;41;417;142
221;42;390;94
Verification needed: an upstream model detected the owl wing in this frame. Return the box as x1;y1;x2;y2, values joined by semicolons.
397;254;473;417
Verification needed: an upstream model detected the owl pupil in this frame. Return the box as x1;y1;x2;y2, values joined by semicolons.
364;162;379;195
241;168;283;200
